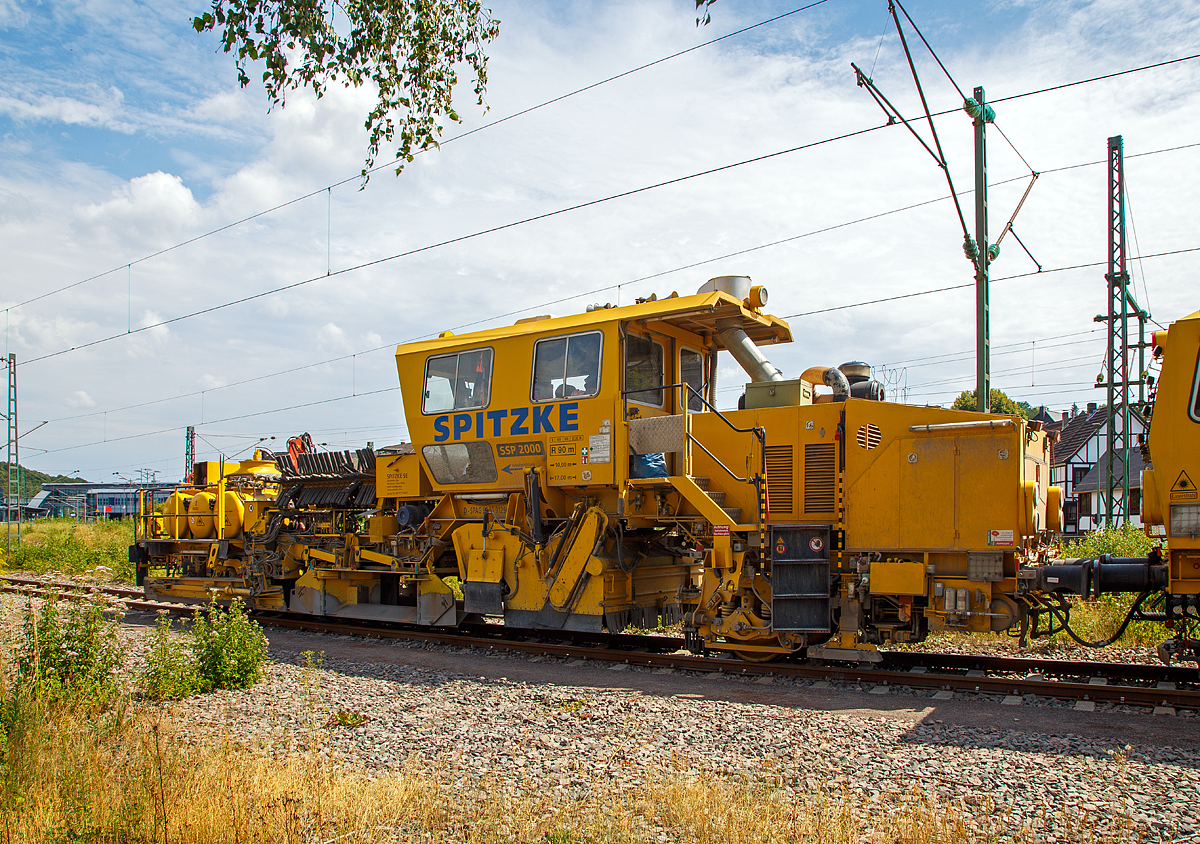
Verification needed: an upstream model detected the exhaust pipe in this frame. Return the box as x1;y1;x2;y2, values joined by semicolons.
800;366;851;402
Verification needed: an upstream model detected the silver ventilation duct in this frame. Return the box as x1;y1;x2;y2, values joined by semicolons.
716;317;784;383
697;275;753;300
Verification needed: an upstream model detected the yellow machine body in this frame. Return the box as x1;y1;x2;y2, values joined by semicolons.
132;280;1200;663
1140;309;1200;593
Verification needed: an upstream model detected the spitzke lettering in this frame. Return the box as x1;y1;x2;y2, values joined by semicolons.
432;402;580;442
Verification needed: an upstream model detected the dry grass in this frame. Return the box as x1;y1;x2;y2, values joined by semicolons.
0;695;1153;844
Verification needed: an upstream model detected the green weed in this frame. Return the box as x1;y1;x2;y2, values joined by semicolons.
1;518;133;581
140;616;203;701
1059;522;1159;559
13;594;123;704
190;598;268;692
1054;524;1168;647
326;708;368;729
140;598;268;700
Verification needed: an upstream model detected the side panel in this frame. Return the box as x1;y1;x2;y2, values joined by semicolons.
845;402;1027;553
898;435;957;549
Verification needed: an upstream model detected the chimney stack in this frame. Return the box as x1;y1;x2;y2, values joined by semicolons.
1087;402;1098;413
1061;411;1069;422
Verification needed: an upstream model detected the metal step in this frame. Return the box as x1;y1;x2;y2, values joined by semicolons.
771;525;832;633
707;491;727;506
722;507;742;523
691;477;711;491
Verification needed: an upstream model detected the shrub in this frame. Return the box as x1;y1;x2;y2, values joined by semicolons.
140;616;202;701
1054;524;1167;647
191;598;269;692
13;594;123;703
142;598;268;700
1059;522;1159;559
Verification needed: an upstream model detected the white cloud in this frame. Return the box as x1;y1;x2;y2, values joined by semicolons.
3;0;1200;478
317;323;351;353
74;172;202;247
67;390;95;408
0;0;30;29
0;87;134;132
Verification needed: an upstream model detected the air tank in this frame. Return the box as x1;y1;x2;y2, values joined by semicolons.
187;492;216;539
222;491;245;537
162;491;192;539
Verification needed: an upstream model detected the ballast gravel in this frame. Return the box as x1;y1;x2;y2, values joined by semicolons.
157;626;1200;844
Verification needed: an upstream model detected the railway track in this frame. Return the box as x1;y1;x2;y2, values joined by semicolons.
4;575;1198;710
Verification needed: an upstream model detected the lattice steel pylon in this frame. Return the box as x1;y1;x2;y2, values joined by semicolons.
184;425;196;481
1098;136;1150;527
5;354;18;556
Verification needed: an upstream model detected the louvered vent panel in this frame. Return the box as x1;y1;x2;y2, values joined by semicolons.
804;443;836;513
765;445;794;515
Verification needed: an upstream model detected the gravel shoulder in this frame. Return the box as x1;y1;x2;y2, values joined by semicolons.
109;611;1200;844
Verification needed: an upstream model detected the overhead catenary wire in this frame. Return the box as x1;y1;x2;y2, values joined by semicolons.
884;335;1103;372
19;120;893;368
881;328;1103;367
18;56;1200;464
5;1;832;315
35;387;402;458
37;141;1200;429
781;245;1200;320
903;353;1102;391
39;240;1198;459
17;50;1200;373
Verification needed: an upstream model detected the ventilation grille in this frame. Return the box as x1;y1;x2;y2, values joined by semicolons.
804;443;836;513
765;445;794;515
856;424;881;449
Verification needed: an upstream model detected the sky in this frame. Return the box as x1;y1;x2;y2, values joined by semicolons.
2;0;1198;484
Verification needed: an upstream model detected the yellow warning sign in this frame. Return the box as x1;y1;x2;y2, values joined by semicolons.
775;537;787;557
1171;470;1197;501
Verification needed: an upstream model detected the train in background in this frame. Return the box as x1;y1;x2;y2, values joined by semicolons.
130;276;1200;663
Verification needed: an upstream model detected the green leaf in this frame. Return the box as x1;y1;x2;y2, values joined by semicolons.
193;0;501;182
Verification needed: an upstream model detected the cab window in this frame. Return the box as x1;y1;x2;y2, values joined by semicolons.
1190;347;1200;423
625;334;664;407
422;348;493;414
532;332;602;402
681;347;705;411
422;443;498;484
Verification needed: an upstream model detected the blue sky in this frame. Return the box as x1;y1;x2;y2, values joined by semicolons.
2;0;1198;482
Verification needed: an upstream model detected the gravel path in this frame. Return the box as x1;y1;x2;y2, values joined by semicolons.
3;581;1196;843
148;621;1200;844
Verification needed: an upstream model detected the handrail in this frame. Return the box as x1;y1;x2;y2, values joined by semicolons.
686;432;750;485
623;381;767;532
622;382;763;438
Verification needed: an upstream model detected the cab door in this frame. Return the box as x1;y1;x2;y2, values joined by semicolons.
624;327;685;475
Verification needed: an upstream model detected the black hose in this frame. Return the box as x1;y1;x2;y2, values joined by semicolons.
613;521;638;573
1045;591;1154;648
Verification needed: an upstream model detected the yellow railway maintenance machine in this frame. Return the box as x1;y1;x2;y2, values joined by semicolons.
132;279;1199;663
133;455;287;609
377;274;1063;661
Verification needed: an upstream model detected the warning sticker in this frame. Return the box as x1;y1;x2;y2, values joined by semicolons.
1171;470;1197;501
987;529;1014;547
712;524;730;536
588;434;611;464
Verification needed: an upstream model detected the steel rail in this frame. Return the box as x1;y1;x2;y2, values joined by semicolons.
250;613;1200;709
3;576;1197;709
